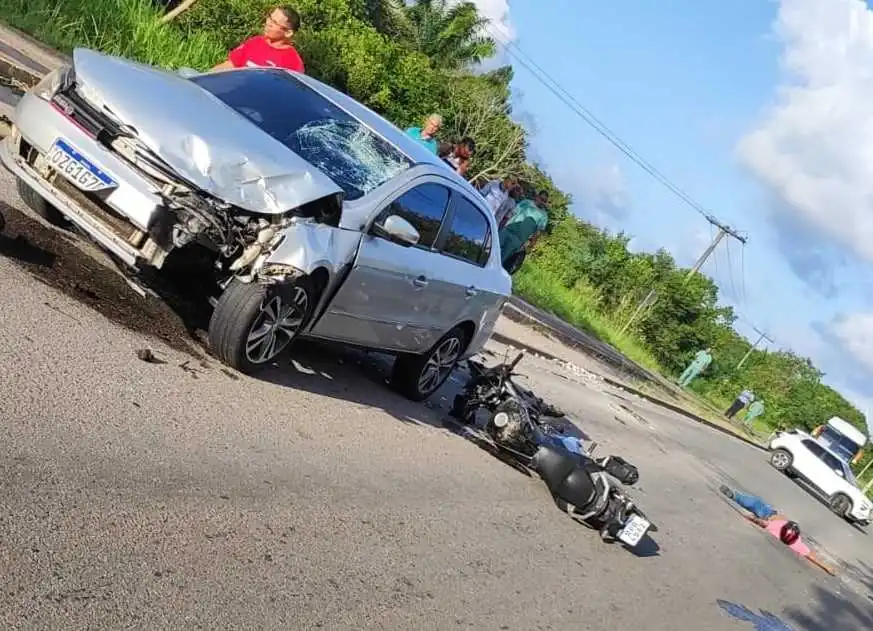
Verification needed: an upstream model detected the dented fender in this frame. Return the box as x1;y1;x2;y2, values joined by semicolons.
255;220;362;285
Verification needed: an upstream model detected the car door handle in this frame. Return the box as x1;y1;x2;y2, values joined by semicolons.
465;286;478;297
413;276;429;288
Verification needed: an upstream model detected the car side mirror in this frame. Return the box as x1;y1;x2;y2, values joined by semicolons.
375;214;420;246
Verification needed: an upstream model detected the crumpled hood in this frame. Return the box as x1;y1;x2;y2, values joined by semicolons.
71;48;343;214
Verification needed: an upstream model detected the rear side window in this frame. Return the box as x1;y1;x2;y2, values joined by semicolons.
386;183;451;248
819;452;844;476
442;196;491;266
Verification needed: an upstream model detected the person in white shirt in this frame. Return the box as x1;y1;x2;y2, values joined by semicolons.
480;177;520;225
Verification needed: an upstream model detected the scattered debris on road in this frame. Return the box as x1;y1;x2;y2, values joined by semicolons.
136;348;165;364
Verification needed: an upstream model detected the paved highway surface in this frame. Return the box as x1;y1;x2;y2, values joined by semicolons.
0;167;871;630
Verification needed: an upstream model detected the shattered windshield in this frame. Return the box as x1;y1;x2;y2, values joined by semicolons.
191;69;412;201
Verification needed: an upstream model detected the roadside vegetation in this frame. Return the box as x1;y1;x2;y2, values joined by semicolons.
1;0;869;464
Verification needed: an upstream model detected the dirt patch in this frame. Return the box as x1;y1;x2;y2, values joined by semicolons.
0;201;208;357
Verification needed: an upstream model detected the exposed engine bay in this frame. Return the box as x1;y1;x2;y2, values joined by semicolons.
40;77;345;282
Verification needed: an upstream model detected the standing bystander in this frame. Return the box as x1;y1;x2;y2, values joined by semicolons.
213;6;305;73
405;114;443;154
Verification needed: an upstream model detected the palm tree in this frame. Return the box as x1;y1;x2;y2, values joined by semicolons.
404;0;498;70
361;0;413;39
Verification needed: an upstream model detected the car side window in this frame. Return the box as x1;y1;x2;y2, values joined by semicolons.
441;195;492;266
380;182;450;248
802;439;824;457
819;452;844;477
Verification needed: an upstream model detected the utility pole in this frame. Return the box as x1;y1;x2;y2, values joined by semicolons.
735;327;774;370
619;216;747;334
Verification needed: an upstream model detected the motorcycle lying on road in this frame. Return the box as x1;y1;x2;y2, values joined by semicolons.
451;351;657;549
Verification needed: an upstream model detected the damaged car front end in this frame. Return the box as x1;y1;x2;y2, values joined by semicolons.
2;49;355;280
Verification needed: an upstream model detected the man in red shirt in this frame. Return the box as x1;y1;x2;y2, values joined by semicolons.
213;6;305;73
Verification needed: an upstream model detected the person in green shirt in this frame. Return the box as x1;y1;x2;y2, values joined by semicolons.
405;113;442;154
499;189;549;272
678;348;712;387
742;400;765;429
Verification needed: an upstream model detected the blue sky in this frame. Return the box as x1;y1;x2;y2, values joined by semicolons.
476;0;873;427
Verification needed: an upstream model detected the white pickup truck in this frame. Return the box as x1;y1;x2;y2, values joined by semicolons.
768;428;871;526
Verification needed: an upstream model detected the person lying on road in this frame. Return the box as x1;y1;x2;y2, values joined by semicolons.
719;485;837;576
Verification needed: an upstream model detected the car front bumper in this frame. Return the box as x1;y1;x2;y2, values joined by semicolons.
1;91;170;267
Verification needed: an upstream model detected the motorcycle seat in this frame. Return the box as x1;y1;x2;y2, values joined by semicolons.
532;445;596;509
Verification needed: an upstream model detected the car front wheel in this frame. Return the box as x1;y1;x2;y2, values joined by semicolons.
829;493;853;518
769;448;793;472
208;277;314;374
392;326;469;402
16;178;69;227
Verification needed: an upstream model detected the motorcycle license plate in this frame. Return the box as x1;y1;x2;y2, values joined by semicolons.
618;514;650;547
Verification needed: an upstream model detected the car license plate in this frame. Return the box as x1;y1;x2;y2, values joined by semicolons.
46;138;117;192
617;514;650;547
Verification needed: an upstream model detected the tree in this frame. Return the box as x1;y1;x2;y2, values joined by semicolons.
403;0;497;70
440;76;527;184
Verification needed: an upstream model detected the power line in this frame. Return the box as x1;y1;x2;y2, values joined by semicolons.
484;23;769;351
487;25;747;243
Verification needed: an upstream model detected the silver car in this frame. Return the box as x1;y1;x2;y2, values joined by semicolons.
1;48;512;401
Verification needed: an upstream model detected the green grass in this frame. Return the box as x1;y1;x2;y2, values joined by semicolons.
512;262;664;374
0;0;225;70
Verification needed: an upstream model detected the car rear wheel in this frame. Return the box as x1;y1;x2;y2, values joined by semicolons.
769;448;793;471
208;276;314;374
15;178;69;227
392;325;469;402
829;493;852;518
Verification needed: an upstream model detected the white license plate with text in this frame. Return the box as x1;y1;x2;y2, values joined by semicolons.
46;138;117;193
617;514;650;547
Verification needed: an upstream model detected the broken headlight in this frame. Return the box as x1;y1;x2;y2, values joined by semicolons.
32;64;74;102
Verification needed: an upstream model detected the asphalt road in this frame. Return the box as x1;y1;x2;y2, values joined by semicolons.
0;168;871;630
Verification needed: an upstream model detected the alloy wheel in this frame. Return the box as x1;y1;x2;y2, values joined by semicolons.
417;336;462;395
771;451;790;470
245;286;309;364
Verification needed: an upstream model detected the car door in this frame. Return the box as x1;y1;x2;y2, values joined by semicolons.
309;181;451;353
430;192;498;332
817;449;849;496
799;439;838;495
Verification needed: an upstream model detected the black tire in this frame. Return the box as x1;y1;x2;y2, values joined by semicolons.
0;211;5;233
16;178;68;227
451;394;475;424
829;493;852;518
769;448;793;472
392;325;470;402
207;276;315;374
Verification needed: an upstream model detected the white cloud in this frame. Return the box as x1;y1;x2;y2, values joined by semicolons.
830;311;873;372
576;163;632;223
473;0;516;41
737;0;873;263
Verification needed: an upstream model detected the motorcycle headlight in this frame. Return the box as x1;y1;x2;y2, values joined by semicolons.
492;412;509;428
32;64;74;101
